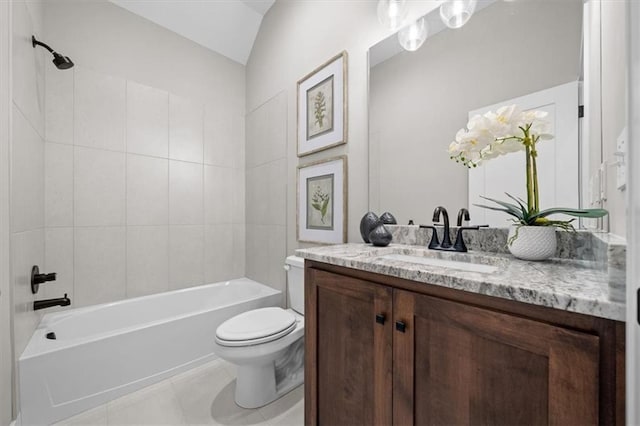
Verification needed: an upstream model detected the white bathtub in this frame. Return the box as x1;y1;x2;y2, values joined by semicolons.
19;278;281;425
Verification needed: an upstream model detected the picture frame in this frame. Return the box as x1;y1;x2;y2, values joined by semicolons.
297;156;348;244
297;51;348;157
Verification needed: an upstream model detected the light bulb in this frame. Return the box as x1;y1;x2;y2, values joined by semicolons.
377;0;408;31
398;17;428;52
439;0;477;29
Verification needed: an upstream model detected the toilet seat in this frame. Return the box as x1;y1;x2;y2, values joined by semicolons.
216;307;297;347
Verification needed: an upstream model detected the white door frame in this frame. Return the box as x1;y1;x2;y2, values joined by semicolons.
0;0;13;423
627;0;640;423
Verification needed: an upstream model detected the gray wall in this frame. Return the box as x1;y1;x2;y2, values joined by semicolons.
245;0;441;287
11;0;46;414
369;0;583;225
601;1;627;237
42;1;246;308
245;92;287;305
0;1;11;419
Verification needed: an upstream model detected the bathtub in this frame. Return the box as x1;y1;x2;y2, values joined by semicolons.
18;278;281;425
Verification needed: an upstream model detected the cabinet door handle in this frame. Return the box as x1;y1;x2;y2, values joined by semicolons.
375;313;386;325
395;321;406;333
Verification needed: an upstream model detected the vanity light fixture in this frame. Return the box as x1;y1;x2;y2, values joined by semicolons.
377;0;408;31
439;0;477;29
398;17;428;52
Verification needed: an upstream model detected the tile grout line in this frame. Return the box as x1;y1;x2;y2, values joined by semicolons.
124;79;128;300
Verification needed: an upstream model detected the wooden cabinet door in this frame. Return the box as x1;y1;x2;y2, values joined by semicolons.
393;289;600;426
305;268;393;426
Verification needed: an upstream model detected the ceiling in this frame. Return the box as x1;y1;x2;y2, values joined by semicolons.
109;0;276;65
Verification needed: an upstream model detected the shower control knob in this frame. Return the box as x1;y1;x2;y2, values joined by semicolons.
31;265;57;294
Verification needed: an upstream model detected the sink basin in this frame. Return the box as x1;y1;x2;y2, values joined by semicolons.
380;253;500;274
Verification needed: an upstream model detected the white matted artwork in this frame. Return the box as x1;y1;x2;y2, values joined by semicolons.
297;156;347;244
297;51;348;156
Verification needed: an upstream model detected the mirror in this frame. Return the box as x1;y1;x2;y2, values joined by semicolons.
368;0;600;227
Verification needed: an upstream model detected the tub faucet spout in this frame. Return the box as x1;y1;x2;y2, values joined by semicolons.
34;294;71;311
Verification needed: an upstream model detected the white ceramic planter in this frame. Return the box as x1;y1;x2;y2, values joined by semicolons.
507;225;557;261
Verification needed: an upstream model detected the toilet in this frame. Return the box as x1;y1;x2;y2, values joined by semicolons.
213;256;305;409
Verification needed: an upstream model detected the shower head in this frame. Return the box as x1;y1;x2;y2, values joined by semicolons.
52;52;74;70
32;36;74;70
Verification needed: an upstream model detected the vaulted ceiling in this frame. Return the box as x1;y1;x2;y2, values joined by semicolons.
110;0;276;65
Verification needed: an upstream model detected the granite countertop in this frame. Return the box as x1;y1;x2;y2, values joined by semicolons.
296;243;625;322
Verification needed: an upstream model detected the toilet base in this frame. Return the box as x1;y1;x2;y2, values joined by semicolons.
234;338;304;409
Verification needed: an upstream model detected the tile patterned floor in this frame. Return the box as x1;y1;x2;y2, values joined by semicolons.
53;359;304;426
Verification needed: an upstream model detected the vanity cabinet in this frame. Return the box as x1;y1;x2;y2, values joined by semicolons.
304;261;625;426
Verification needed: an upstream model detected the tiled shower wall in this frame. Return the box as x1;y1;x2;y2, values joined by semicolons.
11;0;45;364
43;65;245;307
245;92;287;305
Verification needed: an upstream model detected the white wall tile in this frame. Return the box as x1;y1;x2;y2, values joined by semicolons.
126;81;169;158
204;165;233;225
45;142;73;227
203;105;233;168
11;106;44;233
245;166;267;226
11;229;44;358
169;95;203;163
44;227;74;301
74;227;126;306
267;225;287;300
204;224;234;283
74;67;125;151
232;224;245;278
169;225;204;289
169;160;203;225
245;224;266;284
74;147;125;226
267;159;287;226
12;0;45;138
127;154;168;226
244;106;263;169
45;65;73;144
232;167;245;225
126;226;169;297
233;115;245;170
245;93;286;169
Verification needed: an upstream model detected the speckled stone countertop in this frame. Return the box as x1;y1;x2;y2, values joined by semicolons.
296;244;625;322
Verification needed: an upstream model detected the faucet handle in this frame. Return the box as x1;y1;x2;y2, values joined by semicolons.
419;225;440;249
453;226;482;252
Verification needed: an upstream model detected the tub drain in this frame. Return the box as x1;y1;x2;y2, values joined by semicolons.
46;332;56;340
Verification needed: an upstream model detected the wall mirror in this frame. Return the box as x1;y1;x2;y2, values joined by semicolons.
368;0;614;229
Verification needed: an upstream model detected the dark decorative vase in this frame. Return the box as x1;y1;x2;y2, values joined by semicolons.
359;212;379;243
379;212;398;225
368;222;392;247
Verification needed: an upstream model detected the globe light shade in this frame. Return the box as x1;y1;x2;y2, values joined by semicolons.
439;0;477;29
377;0;408;31
398;17;428;52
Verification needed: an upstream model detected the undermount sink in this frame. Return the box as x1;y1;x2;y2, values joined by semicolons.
380;253;501;274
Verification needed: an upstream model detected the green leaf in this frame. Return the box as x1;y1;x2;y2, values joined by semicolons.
311;203;321;211
478;196;523;218
504;193;529;219
473;203;523;220
531;207;608;221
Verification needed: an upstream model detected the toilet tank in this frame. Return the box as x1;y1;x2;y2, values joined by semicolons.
285;256;305;315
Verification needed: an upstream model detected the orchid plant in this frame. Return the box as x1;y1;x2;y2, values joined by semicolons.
449;105;607;233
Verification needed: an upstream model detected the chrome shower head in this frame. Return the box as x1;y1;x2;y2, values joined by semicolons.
32;36;74;70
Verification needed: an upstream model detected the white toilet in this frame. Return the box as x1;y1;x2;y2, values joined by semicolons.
214;256;305;409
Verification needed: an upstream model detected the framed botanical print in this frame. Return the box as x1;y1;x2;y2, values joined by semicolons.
297;51;348;157
297;156;347;244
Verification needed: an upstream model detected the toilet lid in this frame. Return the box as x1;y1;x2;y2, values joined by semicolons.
216;307;297;347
